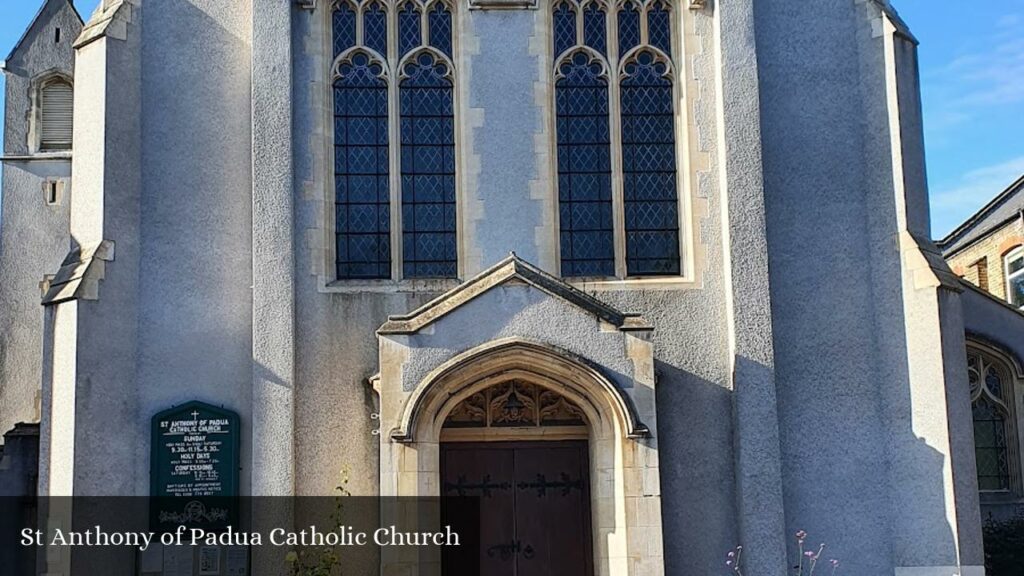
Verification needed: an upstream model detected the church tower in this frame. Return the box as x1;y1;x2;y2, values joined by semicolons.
0;0;83;438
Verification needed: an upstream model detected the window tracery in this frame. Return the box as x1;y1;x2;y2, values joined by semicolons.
443;381;587;429
968;345;1021;493
553;0;681;278
332;0;458;280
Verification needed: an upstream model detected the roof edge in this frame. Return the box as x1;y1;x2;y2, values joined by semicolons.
959;278;1024;320
873;0;918;45
938;173;1024;253
5;0;82;64
378;254;652;335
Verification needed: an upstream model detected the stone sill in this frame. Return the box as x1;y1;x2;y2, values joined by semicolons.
1;152;72;162
319;275;699;293
320;278;461;294
569;275;699;292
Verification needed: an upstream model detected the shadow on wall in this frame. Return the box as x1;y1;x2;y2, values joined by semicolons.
655;360;739;574
0;423;40;576
662;354;961;573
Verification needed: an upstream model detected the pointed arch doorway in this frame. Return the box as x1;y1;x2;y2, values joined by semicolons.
439;380;595;576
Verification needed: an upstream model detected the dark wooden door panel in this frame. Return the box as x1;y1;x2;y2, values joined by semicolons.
513;443;592;576
441;441;592;576
442;444;516;576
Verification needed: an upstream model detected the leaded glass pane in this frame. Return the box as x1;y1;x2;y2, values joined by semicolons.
364;2;389;57
986;366;1005;400
556;52;615;277
335;54;391;279
621;51;679;276
617;3;640;54
647;1;672;55
429;4;453;57
333;3;357;56
553;3;577;59
973;397;1011;491
400;53;457;278
583;3;607;55
399;3;421;57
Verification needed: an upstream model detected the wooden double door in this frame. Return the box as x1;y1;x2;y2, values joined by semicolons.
441;441;594;576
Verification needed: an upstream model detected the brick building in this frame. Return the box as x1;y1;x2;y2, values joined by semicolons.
942;175;1024;308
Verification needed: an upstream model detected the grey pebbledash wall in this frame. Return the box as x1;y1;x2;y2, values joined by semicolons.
10;0;988;574
0;0;81;440
290;2;738;572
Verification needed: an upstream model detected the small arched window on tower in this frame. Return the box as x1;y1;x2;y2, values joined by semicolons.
967;344;1021;494
39;78;73;151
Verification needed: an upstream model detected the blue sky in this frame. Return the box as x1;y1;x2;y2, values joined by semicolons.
1;0;1022;239
895;0;1024;238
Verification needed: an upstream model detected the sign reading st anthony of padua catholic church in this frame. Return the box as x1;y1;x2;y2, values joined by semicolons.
151;401;240;533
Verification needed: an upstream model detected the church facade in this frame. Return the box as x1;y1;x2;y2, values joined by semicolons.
0;0;1006;574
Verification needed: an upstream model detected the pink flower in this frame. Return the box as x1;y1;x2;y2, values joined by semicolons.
796;530;808;541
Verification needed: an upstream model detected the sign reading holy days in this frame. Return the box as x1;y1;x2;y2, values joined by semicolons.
151;401;240;532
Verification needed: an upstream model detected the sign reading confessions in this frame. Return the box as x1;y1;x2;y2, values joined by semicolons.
151;401;240;532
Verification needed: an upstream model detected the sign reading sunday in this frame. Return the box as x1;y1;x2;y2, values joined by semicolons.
151;401;240;533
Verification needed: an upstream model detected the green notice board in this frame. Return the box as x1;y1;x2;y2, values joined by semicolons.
150;401;240;533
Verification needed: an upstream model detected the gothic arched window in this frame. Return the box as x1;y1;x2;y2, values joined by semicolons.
553;0;681;278
555;51;614;277
332;0;458;280
333;53;391;279
400;51;457;278
967;345;1021;493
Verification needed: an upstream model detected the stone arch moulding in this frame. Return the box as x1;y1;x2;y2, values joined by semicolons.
377;338;665;576
393;338;650;442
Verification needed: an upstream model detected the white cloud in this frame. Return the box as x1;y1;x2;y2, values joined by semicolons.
931;155;1024;236
921;17;1024;134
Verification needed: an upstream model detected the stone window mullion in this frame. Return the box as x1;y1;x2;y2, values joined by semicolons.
608;1;627;278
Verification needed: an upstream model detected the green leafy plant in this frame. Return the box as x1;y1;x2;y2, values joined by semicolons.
286;470;352;576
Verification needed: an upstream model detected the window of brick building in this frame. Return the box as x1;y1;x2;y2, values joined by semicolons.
1006;247;1024;308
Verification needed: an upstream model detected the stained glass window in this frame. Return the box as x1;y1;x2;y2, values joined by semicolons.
553;3;576;58
399;3;421;57
621;51;679;275
974;398;1011;491
617;2;640;54
333;3;356;57
968;347;1018;493
400;53;457;278
333;0;459;280
647;1;672;55
334;53;391;279
583;3;607;55
553;0;681;278
556;53;614;277
429;3;453;57
363;2;388;56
